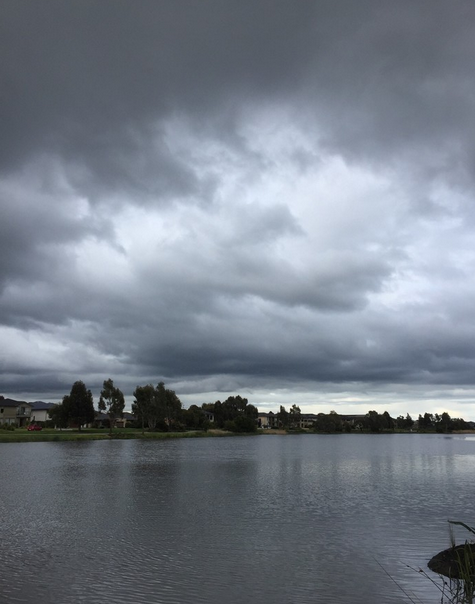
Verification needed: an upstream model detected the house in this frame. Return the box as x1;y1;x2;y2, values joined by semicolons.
93;411;136;428
93;412;110;428
258;411;278;428
116;412;136;428
203;410;215;423
298;413;318;429
30;401;56;424
341;414;367;429
0;397;34;427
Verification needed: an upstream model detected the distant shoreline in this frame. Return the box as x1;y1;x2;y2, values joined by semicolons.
1;427;474;444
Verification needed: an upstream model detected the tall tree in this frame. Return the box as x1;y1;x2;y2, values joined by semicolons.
382;411;394;431
164;385;182;427
98;378;125;435
418;412;434;431
365;410;383;433
437;412;452;433
48;399;70;429
313;411;343;433
202;395;254;429
132;384;155;434
276;405;289;429
154;381;168;426
289;404;302;429
183;405;209;431
132;382;182;432
244;403;258;420
67;381;95;430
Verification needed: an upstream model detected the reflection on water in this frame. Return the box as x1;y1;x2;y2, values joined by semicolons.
1;434;475;603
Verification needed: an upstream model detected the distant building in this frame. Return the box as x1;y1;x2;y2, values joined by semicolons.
258;411;278;428
30;401;56;424
93;411;136;428
258;411;368;430
203;410;215;423
116;412;136;428
341;414;366;428
298;413;318;429
0;397;33;427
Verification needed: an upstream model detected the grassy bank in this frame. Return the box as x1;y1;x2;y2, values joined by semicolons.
0;427;238;443
3;427;472;444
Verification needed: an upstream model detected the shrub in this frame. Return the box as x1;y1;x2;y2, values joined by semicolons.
0;423;15;431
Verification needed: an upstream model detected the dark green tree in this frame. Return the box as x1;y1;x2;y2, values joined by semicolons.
276;405;289;429
132;384;155;433
132;382;182;432
48;400;70;429
227;415;257;433
449;416;467;431
289;404;302;429
396;414;414;430
382;411;394;431
98;378;125;435
365;410;383;433
418;413;434;431
153;381;168;429
396;415;405;430
435;411;452;433
164;386;182;427
202;395;256;429
221;396;248;426
67;381;94;430
182;405;210;430
313;411;342;433
244;403;258;420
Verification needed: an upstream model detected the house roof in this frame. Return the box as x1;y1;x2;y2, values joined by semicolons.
31;401;56;410
0;397;32;408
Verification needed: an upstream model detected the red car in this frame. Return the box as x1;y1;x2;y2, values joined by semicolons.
27;424;43;431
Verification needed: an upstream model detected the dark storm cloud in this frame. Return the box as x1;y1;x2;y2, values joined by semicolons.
2;0;474;182
2;0;475;414
0;0;315;199
0;163;116;302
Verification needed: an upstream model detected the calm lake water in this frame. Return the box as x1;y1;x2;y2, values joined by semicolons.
1;434;475;603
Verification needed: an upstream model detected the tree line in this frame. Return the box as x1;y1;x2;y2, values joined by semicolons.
48;380;259;433
47;382;471;435
48;379;125;434
309;410;469;433
202;395;258;432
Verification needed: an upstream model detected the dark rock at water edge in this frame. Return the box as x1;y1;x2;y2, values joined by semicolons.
428;543;475;580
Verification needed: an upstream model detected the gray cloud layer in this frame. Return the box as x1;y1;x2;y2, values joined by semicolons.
2;1;475;416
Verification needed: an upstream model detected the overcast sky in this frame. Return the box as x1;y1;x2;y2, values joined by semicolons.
2;0;475;418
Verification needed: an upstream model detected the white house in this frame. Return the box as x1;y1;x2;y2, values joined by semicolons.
30;401;56;423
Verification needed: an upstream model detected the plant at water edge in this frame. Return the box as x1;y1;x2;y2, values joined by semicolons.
449;522;475;604
424;521;475;604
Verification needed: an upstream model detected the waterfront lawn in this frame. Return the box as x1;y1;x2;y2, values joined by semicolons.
0;427;232;443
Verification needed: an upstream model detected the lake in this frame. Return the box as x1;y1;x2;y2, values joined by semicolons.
1;434;475;603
